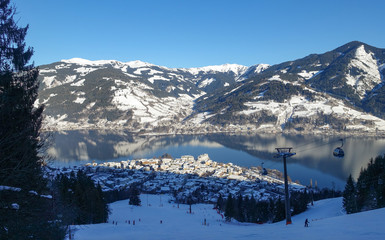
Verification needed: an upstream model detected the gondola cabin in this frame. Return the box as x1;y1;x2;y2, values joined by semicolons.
333;147;344;158
333;139;345;158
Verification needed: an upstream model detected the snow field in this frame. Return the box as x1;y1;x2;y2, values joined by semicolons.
72;195;385;240
239;93;385;131
346;45;382;98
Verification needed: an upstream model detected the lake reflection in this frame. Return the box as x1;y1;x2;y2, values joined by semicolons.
47;130;385;190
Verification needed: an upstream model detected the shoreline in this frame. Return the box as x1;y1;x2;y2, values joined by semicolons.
41;126;385;138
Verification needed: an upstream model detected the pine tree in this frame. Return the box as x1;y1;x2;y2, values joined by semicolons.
290;191;309;215
248;195;258;222
343;174;358;214
0;1;65;238
0;0;44;191
54;171;109;225
243;196;250;221
255;201;270;223
216;194;224;210
236;194;245;222
273;198;286;223
373;155;385;208
128;184;141;206
95;183;109;222
224;194;234;222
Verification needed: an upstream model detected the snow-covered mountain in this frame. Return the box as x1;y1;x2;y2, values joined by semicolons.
190;41;385;135
37;41;385;134
37;58;257;131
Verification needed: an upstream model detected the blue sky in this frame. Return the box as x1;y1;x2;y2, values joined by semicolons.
13;0;385;68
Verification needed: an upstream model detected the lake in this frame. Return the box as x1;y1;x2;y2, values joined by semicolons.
47;130;385;190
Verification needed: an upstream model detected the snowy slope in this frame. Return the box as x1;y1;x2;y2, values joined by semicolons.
186;63;248;76
37;41;385;134
189;41;385;135
345;45;382;98
37;58;253;131
72;195;385;240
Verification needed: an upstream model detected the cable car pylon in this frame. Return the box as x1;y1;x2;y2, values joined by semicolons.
274;147;296;225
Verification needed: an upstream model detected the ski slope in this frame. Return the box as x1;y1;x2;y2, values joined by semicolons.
73;195;385;240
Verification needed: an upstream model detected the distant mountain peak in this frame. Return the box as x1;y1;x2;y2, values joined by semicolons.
333;41;377;54
125;60;155;68
60;58;251;75
61;58;156;68
61;58;118;65
186;63;249;76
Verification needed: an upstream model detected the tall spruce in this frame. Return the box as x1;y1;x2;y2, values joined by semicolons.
273;198;286;223
343;174;358;214
128;184;141;206
54;171;109;225
355;155;385;211
0;1;66;239
0;0;43;190
224;194;234;222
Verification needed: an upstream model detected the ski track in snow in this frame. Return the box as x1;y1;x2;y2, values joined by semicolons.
72;195;385;240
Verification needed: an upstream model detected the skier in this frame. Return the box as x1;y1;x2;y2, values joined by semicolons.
304;218;309;227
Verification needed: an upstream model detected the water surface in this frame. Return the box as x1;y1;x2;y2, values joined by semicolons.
47;130;385;190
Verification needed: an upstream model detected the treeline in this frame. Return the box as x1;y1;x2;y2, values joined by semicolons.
215;191;310;224
343;154;385;214
54;171;109;225
103;184;141;206
285;112;349;131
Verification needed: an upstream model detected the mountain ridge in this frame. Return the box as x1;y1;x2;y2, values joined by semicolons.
36;41;385;135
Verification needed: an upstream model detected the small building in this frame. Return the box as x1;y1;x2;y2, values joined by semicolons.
198;154;210;162
181;155;195;161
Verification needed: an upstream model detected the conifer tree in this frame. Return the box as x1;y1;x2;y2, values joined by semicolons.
224;194;234;222
0;1;66;238
243;195;250;221
354;155;385;211
273;198;285;223
248;195;258;222
216;194;224;210
236;194;245;222
255;201;270;223
128;184;141;206
0;0;44;190
343;174;358;214
54;171;109;225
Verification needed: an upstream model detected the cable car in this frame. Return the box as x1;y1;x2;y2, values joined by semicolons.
333;139;344;158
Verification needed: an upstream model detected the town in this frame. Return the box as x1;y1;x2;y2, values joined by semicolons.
51;154;306;204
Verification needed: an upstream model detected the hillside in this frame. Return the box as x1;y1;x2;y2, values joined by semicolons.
36;41;385;135
72;195;385;240
191;41;385;135
37;58;264;132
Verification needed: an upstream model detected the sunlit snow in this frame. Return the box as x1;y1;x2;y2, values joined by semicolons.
198;78;216;88
72;195;385;240
345;45;382;98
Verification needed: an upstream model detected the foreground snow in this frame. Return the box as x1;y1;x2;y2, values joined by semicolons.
73;195;385;240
